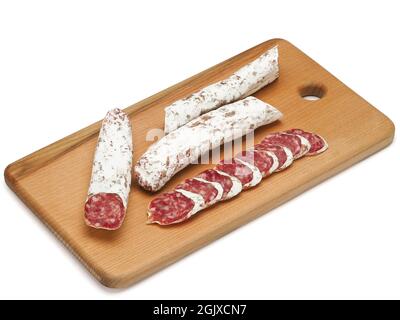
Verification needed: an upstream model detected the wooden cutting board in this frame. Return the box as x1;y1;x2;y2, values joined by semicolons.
5;39;394;288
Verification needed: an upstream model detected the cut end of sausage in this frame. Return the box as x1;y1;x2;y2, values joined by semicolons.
84;193;126;230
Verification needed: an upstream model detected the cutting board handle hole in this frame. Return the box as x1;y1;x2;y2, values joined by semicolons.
299;83;326;101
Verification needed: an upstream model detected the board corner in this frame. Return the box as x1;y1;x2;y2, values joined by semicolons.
4;162;18;191
93;266;128;289
265;37;291;47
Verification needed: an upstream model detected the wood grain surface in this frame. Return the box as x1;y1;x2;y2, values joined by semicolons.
4;39;395;288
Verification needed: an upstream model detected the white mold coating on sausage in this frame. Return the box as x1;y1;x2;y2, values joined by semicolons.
164;46;279;134
135;96;282;192
87;108;133;208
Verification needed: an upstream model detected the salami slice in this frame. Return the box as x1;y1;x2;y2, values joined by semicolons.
261;133;304;159
164;46;279;134
286;133;311;158
196;169;242;200
216;159;253;187
175;178;222;206
284;129;328;156
216;158;262;189
214;170;243;199
135;96;282;192
235;150;278;177
254;143;293;171
234;158;263;188
147;191;198;225
147;129;328;226
84;108;133;230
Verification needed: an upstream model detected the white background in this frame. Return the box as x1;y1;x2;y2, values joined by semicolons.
1;0;399;299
